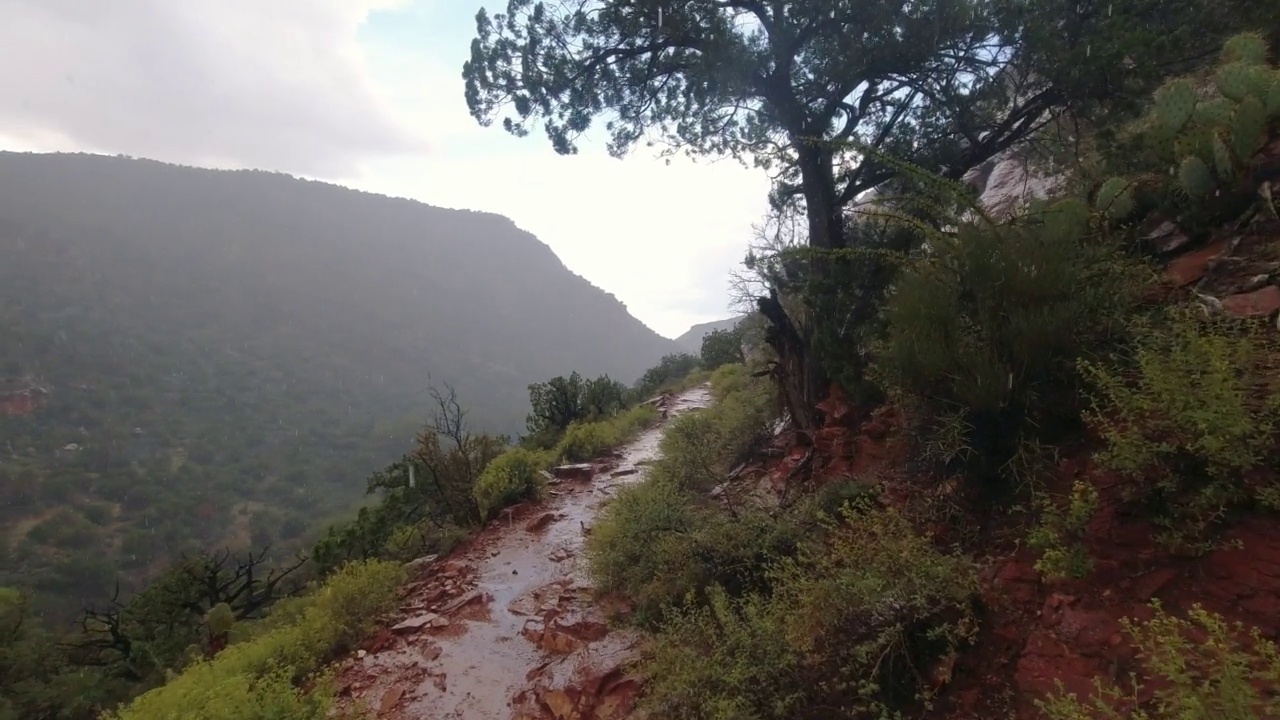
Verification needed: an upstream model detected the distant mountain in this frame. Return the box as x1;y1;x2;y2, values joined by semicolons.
674;316;747;353
0;151;679;612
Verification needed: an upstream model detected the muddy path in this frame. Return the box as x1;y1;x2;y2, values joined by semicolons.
335;385;711;720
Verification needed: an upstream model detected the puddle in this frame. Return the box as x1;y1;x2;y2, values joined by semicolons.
336;385;710;719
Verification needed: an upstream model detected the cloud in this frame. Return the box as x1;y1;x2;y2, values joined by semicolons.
0;0;427;176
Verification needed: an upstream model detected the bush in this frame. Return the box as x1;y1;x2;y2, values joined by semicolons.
872;210;1147;483
109;560;405;720
640;505;978;720
1038;603;1280;719
655;372;774;494
1080;307;1280;546
554;421;619;463
587;478;801;623
472;448;550;520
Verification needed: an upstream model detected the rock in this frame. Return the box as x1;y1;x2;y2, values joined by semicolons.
378;686;404;715
1221;285;1280;317
439;590;488;616
610;467;637;477
430;616;450;628
1165;240;1228;286
357;649;368;659
525;512;561;533
391;613;440;634
403;554;438;571
550;463;595;482
1144;220;1191;254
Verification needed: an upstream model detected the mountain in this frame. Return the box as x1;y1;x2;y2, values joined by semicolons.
674;316;747;353
0;151;679;613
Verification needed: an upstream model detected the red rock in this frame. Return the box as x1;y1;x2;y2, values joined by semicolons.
1164;240;1227;286
525;512;560;533
1221;285;1280;317
551;464;595;482
378;685;404;715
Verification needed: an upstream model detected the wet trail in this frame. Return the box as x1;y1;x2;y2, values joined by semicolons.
335;385;711;719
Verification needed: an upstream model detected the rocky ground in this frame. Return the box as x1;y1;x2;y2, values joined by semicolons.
332;386;710;720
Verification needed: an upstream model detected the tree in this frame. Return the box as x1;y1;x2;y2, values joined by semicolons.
700;328;745;370
526;372;587;438
463;0;1280;424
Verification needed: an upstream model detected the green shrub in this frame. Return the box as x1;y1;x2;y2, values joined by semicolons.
640;505;978;720
655;374;774;494
109;560;404;720
1028;480;1100;580
1080;308;1280;546
587;478;801;624
472;447;550;520
1038;603;1280;719
872;211;1146;483
555;420;619;463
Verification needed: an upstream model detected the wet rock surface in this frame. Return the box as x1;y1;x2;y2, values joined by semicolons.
334;386;710;719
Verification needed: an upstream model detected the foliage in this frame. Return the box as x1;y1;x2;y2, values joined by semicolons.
1028;481;1100;580
553;404;658;463
870;176;1148;484
631;353;702;402
588;366;783;622
473;448;551;521
640;505;978;720
1080;308;1280;546
106;560;404;720
524;372;629;443
699;328;744;371
1039;603;1280;719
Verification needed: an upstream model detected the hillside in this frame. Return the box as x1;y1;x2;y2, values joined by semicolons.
673;316;745;353
0;151;679;614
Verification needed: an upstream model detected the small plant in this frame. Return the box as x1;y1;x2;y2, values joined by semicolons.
1038;603;1280;719
1028;480;1100;579
1080;307;1280;547
472;447;550;520
640;504;978;720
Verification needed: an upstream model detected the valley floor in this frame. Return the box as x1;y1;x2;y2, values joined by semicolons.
334;385;711;719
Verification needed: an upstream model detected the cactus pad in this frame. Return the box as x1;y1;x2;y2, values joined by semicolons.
1230;96;1267;161
1095;177;1135;219
1153;78;1197;133
1221;32;1269;66
1179;156;1216;198
1215;62;1259;102
1042;198;1091;242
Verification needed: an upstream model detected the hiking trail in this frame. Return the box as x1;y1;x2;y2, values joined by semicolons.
334;384;711;719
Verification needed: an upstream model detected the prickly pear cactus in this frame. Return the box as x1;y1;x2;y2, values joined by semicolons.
1154;78;1197;133
1096;177;1135;219
1221;31;1269;66
1042;197;1092;242
1179;156;1215;198
1231;96;1267;160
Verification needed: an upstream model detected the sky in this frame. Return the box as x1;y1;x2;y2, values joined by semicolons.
0;0;771;338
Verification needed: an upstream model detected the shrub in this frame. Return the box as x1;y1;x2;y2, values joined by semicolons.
472;447;550;520
554;421;619;463
1028;480;1100;580
1080;307;1280;546
587;479;801;623
656;373;774;494
109;560;404;720
1038;603;1280;719
640;505;978;720
872;210;1147;484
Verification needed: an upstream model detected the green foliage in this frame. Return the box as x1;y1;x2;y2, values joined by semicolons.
1079;308;1280;546
472;448;550;520
640;505;978;720
524;372;629;443
872;204;1146;483
1117;33;1280;209
553;405;658;463
632;353;702;402
1038;603;1280;719
1028;481;1100;580
699;327;744;371
587;368;783;622
1095;177;1136;219
108;560;404;720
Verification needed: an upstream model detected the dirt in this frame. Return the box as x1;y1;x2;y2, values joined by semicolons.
334;386;710;720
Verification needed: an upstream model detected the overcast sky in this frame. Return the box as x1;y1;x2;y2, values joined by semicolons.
0;0;770;338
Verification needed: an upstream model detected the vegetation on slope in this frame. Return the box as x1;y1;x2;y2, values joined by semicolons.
568;24;1280;720
0;292;702;716
0;151;680;619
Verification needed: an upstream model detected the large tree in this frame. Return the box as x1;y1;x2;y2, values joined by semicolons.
463;0;1280;421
